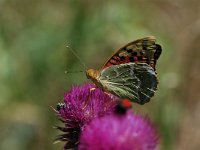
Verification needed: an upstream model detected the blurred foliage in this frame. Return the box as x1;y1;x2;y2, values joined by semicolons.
0;0;200;150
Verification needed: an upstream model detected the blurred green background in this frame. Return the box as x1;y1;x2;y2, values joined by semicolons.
1;0;200;150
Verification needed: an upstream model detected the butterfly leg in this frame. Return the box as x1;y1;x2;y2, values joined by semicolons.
103;91;111;96
90;87;96;91
82;88;96;109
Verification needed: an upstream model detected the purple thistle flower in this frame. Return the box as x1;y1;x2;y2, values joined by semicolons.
55;83;119;149
79;110;159;150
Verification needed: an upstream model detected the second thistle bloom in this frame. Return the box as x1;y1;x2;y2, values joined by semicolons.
79;110;159;150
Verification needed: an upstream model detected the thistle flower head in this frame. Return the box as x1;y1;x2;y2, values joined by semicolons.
79;110;159;150
55;83;118;149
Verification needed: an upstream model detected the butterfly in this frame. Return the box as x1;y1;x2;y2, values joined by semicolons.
86;36;162;105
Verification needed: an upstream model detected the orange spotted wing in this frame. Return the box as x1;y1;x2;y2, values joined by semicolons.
101;36;162;71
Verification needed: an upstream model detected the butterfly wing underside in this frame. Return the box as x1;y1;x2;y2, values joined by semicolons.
102;36;162;71
99;63;158;105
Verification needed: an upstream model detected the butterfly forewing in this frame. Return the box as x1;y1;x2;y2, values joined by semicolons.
99;63;158;105
102;36;162;71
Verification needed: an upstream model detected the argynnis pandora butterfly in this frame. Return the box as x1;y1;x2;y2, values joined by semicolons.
86;36;162;105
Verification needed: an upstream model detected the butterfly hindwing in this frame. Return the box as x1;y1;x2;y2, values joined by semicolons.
102;36;162;71
99;62;158;104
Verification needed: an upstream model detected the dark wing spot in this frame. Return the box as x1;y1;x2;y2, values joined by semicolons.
127;49;133;53
132;52;137;56
119;56;125;60
130;57;134;62
139;51;144;55
143;46;147;50
138;56;143;61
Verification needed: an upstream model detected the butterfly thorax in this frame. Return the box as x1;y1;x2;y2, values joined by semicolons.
86;69;102;88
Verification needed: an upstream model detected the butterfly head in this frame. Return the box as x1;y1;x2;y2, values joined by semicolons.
86;69;104;87
86;69;99;80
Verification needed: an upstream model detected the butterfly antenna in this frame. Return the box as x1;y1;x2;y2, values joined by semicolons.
64;70;84;74
66;45;88;69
